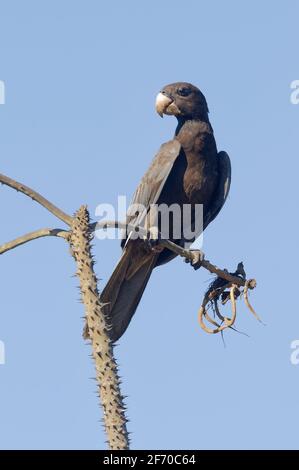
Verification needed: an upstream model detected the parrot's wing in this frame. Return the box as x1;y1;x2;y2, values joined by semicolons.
122;139;181;244
204;150;231;229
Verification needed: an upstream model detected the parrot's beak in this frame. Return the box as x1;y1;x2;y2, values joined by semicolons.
155;92;173;118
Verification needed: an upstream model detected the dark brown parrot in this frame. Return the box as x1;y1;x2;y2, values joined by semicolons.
100;82;231;342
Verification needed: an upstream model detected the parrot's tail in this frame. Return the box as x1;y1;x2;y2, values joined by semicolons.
100;244;158;342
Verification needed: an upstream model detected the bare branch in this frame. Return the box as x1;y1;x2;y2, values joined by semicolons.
0;228;69;255
0;173;73;226
92;220;246;287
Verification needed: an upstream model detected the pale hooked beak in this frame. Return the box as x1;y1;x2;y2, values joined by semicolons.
155;92;173;117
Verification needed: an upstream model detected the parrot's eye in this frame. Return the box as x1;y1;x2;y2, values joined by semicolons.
177;87;191;97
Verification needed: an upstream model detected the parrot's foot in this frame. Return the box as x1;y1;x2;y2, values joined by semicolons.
143;226;163;253
185;249;205;270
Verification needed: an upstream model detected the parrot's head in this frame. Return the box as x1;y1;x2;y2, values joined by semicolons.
155;82;209;121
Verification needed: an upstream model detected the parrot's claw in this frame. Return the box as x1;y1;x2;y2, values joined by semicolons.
143;226;162;253
185;249;205;270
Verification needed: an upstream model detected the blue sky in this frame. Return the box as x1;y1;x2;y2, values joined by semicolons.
0;0;298;449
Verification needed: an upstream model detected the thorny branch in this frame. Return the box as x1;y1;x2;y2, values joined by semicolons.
70;207;129;449
0;173;130;449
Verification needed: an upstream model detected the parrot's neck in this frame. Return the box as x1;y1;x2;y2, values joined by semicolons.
175;117;213;139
